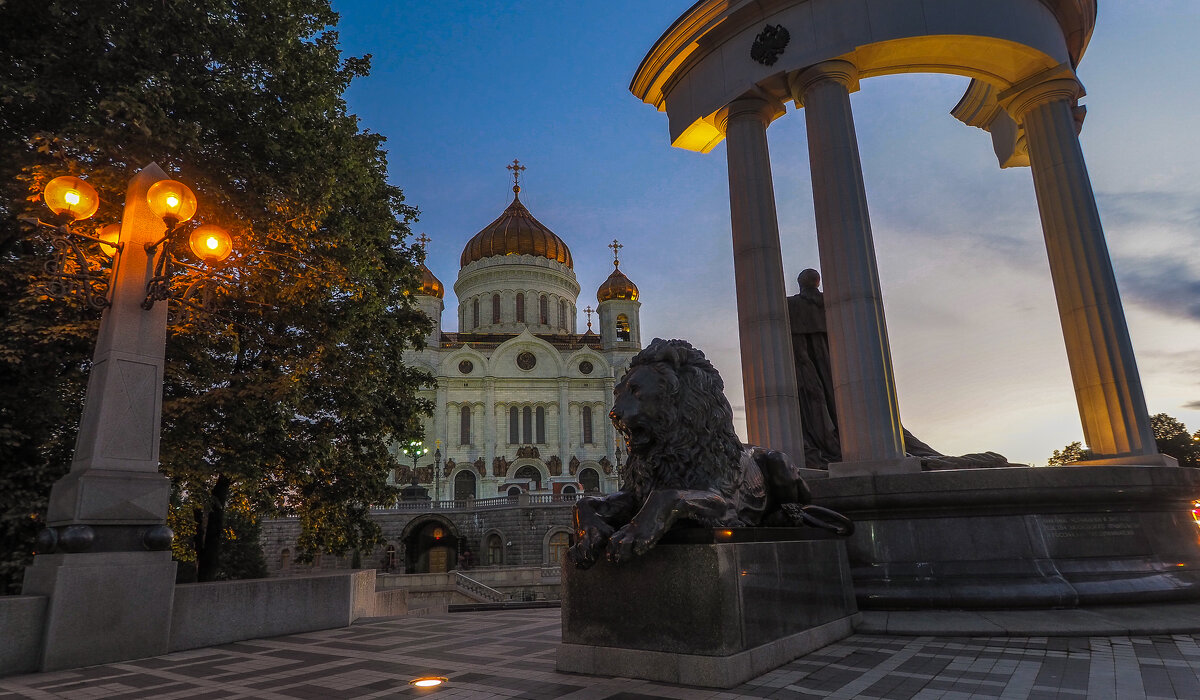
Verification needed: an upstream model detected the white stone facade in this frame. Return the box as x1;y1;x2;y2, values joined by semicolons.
396;195;642;503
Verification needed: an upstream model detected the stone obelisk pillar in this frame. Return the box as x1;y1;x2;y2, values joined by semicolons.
23;163;178;671
791;61;919;477
718;96;806;464
1002;75;1172;466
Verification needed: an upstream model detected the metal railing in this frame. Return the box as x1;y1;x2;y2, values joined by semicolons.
453;571;506;602
370;492;580;513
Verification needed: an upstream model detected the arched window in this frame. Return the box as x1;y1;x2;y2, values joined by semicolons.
516;293;525;322
536;407;546;444
515;465;541;490
280;549;291;572
582;406;593;445
472;298;480;329
616;314;631;341
540;294;549;324
460;405;471;445
507;486;521;497
559;299;567;330
454;470;477;500
548;532;570;564
579;468;600;494
385;545;396;571
509;406;519;444
562;485;576;495
492;293;501;324
486;534;503;566
522;406;533;444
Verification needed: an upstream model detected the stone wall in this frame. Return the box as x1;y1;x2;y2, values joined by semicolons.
0;596;46;676
169;570;376;652
261;501;576;576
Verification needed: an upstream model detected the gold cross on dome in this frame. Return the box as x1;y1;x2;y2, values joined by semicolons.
415;232;431;250
608;239;623;266
507;159;526;190
584;305;594;331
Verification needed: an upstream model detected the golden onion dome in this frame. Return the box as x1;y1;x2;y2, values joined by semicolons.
597;263;639;302
460;189;573;269
418;263;444;298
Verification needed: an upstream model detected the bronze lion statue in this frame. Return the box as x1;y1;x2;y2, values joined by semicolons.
567;338;852;569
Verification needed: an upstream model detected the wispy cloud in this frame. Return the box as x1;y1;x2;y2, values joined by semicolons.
1116;257;1200;321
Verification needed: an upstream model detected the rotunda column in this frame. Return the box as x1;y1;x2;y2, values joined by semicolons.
790;60;918;476
1001;77;1169;465
716;96;805;464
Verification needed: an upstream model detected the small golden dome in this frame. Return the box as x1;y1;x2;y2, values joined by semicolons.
597;264;638;302
460;191;573;268
418;263;444;298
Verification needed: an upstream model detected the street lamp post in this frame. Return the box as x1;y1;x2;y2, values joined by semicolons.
20;163;234;671
402;439;429;500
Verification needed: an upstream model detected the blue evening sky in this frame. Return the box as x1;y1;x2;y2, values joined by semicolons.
330;1;1200;464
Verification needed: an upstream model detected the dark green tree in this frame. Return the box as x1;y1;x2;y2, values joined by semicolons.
1046;414;1199;469
1150;413;1200;468
1046;441;1089;466
1;0;431;589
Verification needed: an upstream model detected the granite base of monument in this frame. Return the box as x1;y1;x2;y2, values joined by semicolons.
809;465;1200;608
556;530;858;688
22;551;177;671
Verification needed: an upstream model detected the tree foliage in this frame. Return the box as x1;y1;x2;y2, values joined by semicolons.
1150;413;1200;468
1;0;431;590
1046;414;1200;469
1046;441;1089;466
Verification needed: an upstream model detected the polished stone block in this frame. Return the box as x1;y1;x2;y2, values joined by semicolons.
811;465;1200;608
22;552;176;671
557;534;857;687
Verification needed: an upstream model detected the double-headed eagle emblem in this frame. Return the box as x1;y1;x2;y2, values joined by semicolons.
750;24;790;66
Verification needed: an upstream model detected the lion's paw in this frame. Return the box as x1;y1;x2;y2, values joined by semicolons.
605;524;660;563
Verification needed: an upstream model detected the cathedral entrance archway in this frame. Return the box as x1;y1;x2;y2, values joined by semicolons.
454;470;477;500
514;464;542;491
578;467;600;494
401;515;460;574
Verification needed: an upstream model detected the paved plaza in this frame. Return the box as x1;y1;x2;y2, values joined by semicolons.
4;608;1200;699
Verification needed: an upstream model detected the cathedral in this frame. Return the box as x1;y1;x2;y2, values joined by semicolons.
398;162;643;502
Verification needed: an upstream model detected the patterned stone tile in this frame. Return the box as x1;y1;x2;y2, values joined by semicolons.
4;611;1200;699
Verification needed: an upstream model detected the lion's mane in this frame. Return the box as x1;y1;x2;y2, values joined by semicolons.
618;338;744;503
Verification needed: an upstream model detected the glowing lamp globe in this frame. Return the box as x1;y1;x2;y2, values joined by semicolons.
189;224;233;263
97;223;122;257
146;179;198;225
44;176;100;221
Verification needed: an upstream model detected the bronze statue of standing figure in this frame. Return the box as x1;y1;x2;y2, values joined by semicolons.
788;268;1023;470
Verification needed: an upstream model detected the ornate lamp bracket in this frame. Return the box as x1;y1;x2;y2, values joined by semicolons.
19;216;119;310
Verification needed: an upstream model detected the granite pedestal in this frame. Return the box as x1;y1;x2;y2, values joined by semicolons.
809;465;1200;608
556;530;858;688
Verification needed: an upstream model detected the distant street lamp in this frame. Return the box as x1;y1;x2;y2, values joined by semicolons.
402;439;429;484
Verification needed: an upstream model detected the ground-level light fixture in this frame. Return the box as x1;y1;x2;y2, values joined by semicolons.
409;676;447;688
43;175;100;222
